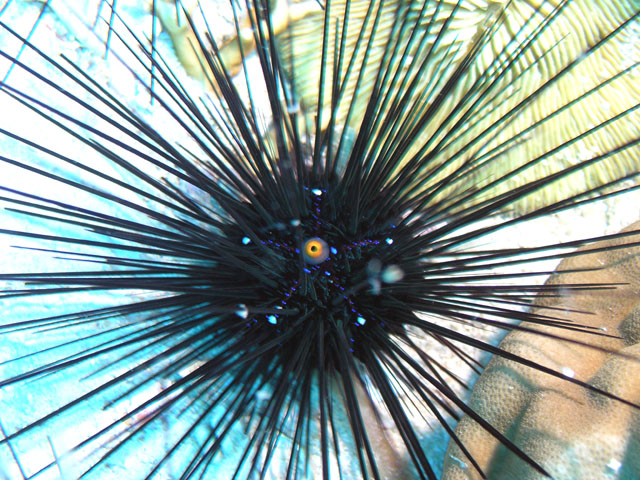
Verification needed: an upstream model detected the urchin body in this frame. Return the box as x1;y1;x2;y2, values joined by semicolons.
221;179;409;348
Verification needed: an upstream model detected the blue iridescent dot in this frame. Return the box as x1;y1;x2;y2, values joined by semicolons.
324;271;331;276
330;247;337;255
385;238;394;245
357;316;366;325
267;315;277;325
312;188;323;196
242;236;251;245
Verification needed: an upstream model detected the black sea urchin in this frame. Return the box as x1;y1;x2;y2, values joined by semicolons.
0;0;639;479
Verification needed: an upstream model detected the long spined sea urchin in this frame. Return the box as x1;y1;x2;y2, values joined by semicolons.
0;0;639;478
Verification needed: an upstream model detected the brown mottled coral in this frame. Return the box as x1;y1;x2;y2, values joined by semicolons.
442;220;640;480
